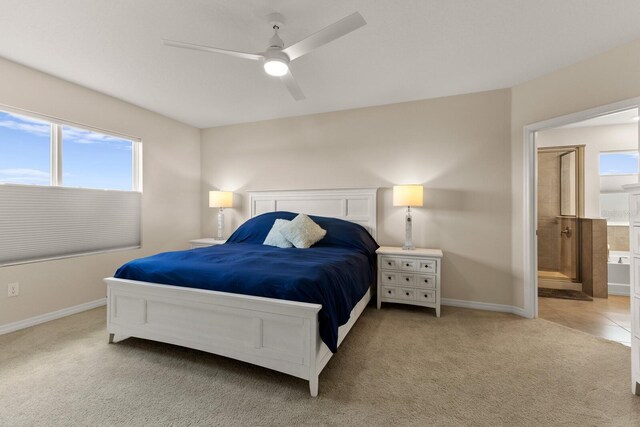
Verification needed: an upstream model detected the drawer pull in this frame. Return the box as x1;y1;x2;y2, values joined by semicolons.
388;290;392;294
388;276;392;280
405;278;410;282
387;262;393;266
406;263;411;267
423;279;428;283
405;292;410;296
424;294;429;298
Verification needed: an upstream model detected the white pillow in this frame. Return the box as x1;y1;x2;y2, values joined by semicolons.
279;214;326;249
263;219;293;248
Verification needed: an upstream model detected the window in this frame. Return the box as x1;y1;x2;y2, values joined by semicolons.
599;151;639;175
0;109;138;191
0;111;51;185
0;106;141;266
599;150;639;225
62;125;133;190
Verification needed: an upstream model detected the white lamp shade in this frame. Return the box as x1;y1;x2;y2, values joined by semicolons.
209;191;233;208
393;185;423;207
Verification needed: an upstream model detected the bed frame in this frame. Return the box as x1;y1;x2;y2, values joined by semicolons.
104;188;378;396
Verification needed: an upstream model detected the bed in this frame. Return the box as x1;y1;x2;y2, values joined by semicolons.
104;188;378;396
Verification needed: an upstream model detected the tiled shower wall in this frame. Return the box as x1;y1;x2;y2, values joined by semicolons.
607;225;629;252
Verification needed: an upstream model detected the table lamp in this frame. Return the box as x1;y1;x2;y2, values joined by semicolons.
393;185;423;250
209;191;233;240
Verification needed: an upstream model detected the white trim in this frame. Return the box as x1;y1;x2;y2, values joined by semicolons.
51;124;62;186
0;102;141;142
442;298;528;317
0;297;106;335
522;97;640;319
0;245;140;268
609;283;631;296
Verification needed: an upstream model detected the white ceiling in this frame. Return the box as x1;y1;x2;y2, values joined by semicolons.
561;108;640;128
2;1;640;128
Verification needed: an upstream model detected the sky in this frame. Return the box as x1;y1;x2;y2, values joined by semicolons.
599;151;639;175
0;111;133;190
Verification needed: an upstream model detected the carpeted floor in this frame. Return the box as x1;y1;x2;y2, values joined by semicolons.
1;305;639;426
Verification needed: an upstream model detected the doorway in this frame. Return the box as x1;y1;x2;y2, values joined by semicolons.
537;146;584;292
534;109;638;346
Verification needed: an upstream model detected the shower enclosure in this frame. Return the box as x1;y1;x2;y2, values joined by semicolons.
537;146;584;288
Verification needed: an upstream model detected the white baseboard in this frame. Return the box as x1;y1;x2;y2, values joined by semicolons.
442;298;528;317
0;297;106;336
608;283;631;296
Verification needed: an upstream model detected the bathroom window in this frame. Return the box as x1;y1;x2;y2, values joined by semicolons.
599;151;639;175
599;150;639;225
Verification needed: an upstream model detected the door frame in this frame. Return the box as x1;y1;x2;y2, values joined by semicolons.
523;97;640;318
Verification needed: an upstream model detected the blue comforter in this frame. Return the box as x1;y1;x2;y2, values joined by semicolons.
114;212;378;352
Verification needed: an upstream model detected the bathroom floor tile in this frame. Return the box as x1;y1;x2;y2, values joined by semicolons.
539;295;631;345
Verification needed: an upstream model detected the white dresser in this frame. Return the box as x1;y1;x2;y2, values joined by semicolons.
624;184;640;395
376;246;443;317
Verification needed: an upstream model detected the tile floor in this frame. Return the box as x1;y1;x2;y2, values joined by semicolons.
538;295;631;346
538;270;571;280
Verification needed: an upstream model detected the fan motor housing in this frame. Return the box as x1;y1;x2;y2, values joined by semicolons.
263;47;290;65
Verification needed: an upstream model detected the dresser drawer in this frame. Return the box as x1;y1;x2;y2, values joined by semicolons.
399;258;418;271
381;285;398;299
399;274;415;286
419;259;437;274
633;228;640;256
633;297;640;339
631;194;640;223
381;272;398;284
635;259;640;298
396;288;416;301
381;256;399;270
417;290;436;304
416;274;437;289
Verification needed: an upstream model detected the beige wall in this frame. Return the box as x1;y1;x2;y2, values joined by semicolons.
5;35;640;324
201;89;513;305
511;38;640;308
0;58;201;326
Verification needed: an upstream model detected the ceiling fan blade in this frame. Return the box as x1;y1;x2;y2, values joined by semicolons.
280;71;305;101
162;39;264;61
282;12;366;61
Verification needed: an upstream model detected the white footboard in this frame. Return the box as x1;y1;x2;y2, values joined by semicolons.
106;278;327;395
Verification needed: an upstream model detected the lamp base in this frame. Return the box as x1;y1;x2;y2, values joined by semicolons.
402;206;415;250
216;208;225;240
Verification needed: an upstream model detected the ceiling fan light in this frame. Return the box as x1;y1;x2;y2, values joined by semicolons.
264;58;289;76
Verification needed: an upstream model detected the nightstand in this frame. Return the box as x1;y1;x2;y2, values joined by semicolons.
376;246;443;317
189;238;227;249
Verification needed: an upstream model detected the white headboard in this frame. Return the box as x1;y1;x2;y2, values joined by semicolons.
248;188;378;239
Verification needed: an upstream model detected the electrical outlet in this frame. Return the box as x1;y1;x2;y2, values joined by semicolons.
7;282;19;297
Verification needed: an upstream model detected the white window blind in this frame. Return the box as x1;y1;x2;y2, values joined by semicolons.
0;185;141;266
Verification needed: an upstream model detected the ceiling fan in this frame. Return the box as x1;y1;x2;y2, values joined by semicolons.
162;12;366;101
